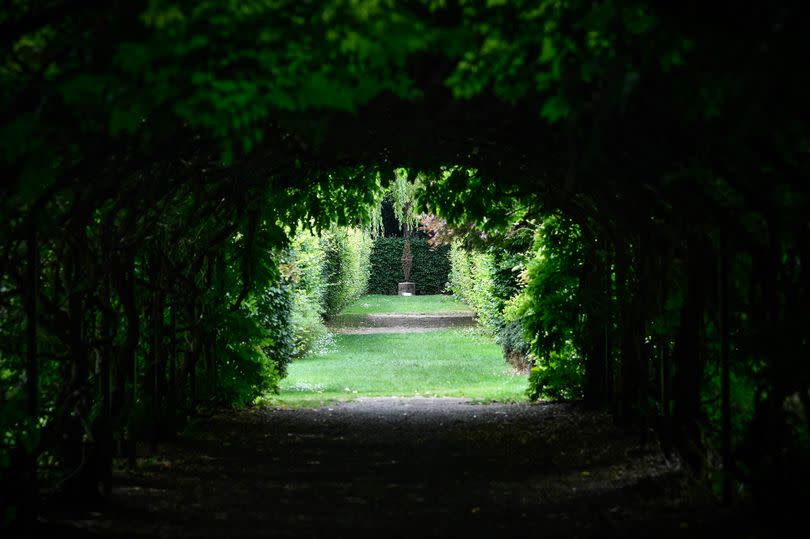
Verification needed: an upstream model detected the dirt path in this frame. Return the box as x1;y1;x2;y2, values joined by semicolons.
39;398;759;538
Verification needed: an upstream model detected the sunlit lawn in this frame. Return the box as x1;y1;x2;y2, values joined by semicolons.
272;329;528;407
340;294;472;314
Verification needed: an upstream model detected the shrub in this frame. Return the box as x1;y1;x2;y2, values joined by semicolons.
526;342;584;401
448;240;536;372
256;282;295;379
447;243;501;332
289;290;327;357
499;319;534;372
281;231;328;357
207;293;284;407
321;227;372;316
507;217;586;400
367;237;450;295
344;227;373;302
447;241;474;299
281;227;370;354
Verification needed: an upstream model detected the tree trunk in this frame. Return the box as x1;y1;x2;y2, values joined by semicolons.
148;249;166;440
582;237;608;407
25;216;39;418
114;253;139;467
615;240;642;426
167;300;177;437
62;229;98;499
718;237;732;502
17;214;39;523
672;237;706;471
98;224;113;495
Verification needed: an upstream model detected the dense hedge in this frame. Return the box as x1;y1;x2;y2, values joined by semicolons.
448;241;535;372
320;227;372;315
368;238;451;295
256;283;294;380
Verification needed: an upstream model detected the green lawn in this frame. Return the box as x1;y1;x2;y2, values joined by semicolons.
272;329;529;407
340;294;472;314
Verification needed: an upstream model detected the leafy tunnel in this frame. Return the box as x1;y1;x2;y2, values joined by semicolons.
1;0;808;530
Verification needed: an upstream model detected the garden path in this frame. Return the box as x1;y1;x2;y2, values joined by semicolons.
37;399;755;538
35;299;760;538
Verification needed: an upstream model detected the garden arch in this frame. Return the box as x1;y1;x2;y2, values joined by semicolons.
3;1;808;518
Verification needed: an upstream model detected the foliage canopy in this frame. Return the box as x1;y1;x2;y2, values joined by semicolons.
1;0;809;522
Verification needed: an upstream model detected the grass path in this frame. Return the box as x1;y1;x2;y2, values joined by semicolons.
273;295;528;406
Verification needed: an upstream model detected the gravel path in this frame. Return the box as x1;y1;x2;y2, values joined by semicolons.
39;398;759;538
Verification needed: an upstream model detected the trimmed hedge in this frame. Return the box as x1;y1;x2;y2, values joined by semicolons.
448;241;535;372
320;227;372;316
257;282;295;378
368;237;451;295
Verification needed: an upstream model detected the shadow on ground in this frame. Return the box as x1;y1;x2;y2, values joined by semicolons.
33;399;763;538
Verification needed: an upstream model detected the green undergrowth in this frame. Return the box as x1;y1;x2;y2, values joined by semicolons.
340;294;472;315
267;328;527;407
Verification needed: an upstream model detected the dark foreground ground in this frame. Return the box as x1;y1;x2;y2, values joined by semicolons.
30;398;766;538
